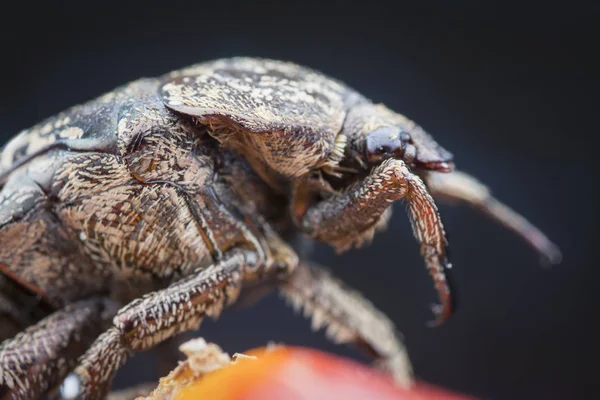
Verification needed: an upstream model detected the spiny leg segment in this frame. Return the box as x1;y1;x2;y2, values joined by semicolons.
0;299;114;400
295;158;453;324
69;251;251;400
279;262;412;386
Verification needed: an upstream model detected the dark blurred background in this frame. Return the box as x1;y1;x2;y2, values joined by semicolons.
1;1;598;399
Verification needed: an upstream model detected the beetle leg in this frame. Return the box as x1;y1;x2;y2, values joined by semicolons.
0;298;114;400
295;158;453;325
67;251;254;400
279;262;412;387
423;170;562;265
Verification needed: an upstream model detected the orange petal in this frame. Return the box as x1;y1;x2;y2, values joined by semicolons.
176;346;475;400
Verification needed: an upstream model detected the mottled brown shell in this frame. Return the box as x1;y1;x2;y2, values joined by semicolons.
160;58;357;178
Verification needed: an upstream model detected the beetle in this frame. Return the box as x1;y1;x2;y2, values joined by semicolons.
0;57;561;399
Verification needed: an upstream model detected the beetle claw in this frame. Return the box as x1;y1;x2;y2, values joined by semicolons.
427;273;454;327
427;303;445;327
420;248;456;327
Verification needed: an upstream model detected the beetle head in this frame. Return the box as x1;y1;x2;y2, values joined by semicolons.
364;126;417;165
344;103;454;172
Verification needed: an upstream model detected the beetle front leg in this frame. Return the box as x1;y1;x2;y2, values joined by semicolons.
423;170;562;265
279;262;412;386
0;299;114;400
295;158;454;325
68;251;252;400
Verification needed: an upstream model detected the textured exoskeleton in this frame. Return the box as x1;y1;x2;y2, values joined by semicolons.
0;58;560;399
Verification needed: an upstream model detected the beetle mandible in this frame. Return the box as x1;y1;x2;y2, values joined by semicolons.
0;57;561;399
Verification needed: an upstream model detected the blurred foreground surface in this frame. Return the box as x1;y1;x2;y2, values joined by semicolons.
132;339;473;400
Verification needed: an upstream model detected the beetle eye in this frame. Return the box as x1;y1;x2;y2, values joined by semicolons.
365;127;410;163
